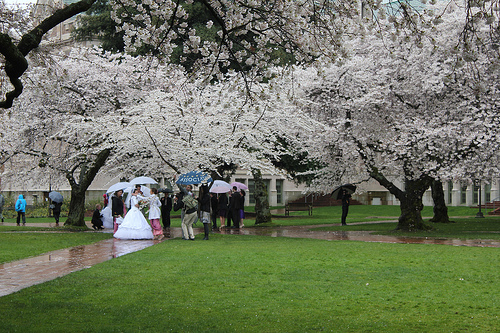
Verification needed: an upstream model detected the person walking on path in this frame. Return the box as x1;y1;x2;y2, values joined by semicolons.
341;189;351;226
111;190;125;234
0;193;5;222
198;184;211;240
15;194;27;226
147;188;164;240
52;201;63;227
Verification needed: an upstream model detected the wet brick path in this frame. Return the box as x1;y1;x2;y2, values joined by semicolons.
1;221;499;297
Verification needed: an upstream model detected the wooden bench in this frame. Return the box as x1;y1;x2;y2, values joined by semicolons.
285;202;313;216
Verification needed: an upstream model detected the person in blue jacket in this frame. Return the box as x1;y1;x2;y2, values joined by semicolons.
15;194;27;226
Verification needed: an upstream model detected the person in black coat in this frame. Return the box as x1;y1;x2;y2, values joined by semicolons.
218;193;228;228
198;185;211;240
210;193;219;230
341;190;351;226
160;194;172;229
91;204;104;230
111;190;124;233
52;201;63;227
229;186;242;228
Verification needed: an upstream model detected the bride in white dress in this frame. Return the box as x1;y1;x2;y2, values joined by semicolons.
113;189;154;240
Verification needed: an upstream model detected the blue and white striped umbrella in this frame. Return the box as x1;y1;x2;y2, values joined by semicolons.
176;171;213;185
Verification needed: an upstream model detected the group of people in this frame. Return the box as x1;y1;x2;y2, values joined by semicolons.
171;177;246;241
91;185;165;240
90;179;247;241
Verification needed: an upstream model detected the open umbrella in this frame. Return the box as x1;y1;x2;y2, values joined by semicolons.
209;180;232;193
106;182;131;194
331;184;357;200
176;171;213;185
230;181;248;190
48;191;63;203
130;176;158;185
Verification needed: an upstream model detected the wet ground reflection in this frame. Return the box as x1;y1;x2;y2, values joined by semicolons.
219;225;500;248
0;238;161;297
1;222;498;297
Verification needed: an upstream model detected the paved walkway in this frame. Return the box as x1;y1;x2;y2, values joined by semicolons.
1;221;499;297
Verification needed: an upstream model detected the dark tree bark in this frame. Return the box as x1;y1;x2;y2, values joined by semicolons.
64;149;110;227
429;179;454;223
369;167;432;231
396;178;433;231
0;0;97;108
252;169;272;224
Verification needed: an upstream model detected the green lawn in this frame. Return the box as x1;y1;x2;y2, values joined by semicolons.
0;234;498;332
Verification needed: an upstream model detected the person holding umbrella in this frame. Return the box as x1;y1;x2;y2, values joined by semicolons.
52;201;63;226
341;189;351;226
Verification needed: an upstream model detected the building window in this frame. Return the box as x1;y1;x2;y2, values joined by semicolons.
460;183;467;205
447;181;453;204
248;179;270;205
276;179;284;204
473;181;479;205
485;182;491;203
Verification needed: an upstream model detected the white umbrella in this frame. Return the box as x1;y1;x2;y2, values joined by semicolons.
209;180;232;193
106;182;131;194
130;176;158;185
230;181;248;190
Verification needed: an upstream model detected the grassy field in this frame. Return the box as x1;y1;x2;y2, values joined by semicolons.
0;206;498;332
0;234;498;332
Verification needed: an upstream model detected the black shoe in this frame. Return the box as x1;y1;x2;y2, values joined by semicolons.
17;223;20;226
203;236;209;240
189;238;195;241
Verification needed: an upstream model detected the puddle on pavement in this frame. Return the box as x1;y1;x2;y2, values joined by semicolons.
219;225;500;247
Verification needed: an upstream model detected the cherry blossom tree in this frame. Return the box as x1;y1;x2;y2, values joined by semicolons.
1;46;324;226
0;47;178;226
300;1;500;231
0;0;370;109
6;0;498;110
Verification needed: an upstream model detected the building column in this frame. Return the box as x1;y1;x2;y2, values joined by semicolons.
451;181;461;207
491;178;500;202
269;178;277;207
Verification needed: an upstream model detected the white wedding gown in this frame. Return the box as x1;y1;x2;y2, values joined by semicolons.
113;195;154;240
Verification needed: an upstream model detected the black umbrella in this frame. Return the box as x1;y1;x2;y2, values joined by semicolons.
159;188;173;193
48;191;64;203
331;184;356;200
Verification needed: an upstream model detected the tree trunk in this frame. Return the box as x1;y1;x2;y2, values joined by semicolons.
369;167;431;231
65;186;87;227
429;180;454;223
252;169;272;224
64;149;111;227
396;178;433;231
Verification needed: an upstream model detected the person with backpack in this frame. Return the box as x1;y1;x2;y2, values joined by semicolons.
173;177;198;241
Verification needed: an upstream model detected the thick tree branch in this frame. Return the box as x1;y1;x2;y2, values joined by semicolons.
0;0;97;109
